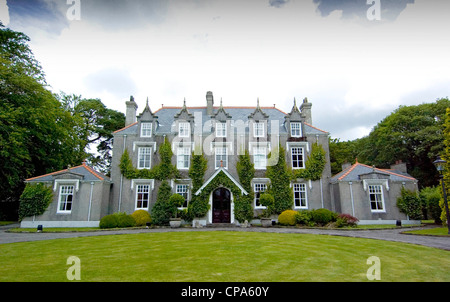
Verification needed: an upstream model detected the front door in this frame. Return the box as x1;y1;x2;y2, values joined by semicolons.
212;188;231;223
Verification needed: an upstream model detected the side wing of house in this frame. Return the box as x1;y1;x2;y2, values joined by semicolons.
21;162;111;228
330;161;420;225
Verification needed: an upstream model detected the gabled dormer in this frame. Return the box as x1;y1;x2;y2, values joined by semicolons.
137;98;158;138
174;99;194;138
248;98;269;139
285;98;305;140
213;99;232;139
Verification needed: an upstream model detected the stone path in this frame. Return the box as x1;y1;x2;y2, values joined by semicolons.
1;223;449;250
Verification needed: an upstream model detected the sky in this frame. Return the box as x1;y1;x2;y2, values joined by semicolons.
2;0;450;141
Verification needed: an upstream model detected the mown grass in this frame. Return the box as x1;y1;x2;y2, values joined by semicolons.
403;227;450;236
0;231;448;282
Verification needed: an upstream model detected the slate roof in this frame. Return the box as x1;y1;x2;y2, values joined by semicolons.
26;162;109;182
330;162;417;183
114;106;328;136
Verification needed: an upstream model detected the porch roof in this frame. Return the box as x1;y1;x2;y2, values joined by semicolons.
194;167;249;196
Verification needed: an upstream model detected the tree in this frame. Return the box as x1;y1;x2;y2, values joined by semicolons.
0;24;83;219
57;93;125;175
151;180;173;225
440;108;450;227
330;99;450;187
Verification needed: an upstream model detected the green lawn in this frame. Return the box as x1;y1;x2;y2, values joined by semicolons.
0;231;449;282
403;227;450;236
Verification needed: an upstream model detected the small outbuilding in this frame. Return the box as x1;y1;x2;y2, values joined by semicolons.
21;161;111;228
330;160;420;225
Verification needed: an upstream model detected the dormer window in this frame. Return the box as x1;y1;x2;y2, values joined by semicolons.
141;122;152;137
254;122;265;137
216;122;227;137
290;122;302;137
179;122;190;137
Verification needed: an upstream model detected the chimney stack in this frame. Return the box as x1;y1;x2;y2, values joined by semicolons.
300;97;312;125
390;160;407;174
206;91;214;116
125;96;138;126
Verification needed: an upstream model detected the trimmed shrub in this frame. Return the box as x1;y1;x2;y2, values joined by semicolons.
131;210;151;226
336;213;359;228
310;208;338;226
117;212;136;228
278;210;298;226
295;210;312;226
99;212;136;229
18;183;53;221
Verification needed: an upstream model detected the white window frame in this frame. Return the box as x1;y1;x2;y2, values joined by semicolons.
216;122;227;138
291;147;305;169
177;147;191;170
253;147;267;170
254;183;267;209
57;185;75;214
179;122;190;138
135;184;150;210
215;147;228;169
176;184;189;209
293;183;308;209
368;185;386;213
140;122;152;137
290;122;302;137
138;147;152;169
253;122;265;137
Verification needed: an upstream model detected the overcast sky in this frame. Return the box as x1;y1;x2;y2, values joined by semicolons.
2;0;449;141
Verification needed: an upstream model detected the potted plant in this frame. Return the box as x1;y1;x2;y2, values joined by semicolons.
169;194;185;228
259;193;275;227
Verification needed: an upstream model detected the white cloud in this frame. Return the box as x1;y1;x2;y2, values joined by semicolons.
11;0;450;141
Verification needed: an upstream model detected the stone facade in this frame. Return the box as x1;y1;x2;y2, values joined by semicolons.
21;91;419;227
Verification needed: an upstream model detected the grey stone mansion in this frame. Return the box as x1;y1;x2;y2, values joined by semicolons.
22;91;419;227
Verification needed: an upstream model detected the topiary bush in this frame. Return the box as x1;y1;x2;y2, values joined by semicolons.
278;210;298;226
310;208;338;226
131;210;151;226
99;212;136;229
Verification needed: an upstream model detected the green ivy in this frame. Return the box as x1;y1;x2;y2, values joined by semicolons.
292;142;327;181
266;144;293;214
119;137;179;181
236;150;254;222
189;152;207;193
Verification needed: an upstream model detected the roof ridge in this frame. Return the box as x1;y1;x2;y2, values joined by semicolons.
82;162;105;180
26;164;84;181
303;122;328;134
337;162;360;181
113;121;138;134
337;162;416;181
26;162;106;182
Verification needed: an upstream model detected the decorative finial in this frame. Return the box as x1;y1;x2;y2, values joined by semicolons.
303;97;308;103
294;97;297;107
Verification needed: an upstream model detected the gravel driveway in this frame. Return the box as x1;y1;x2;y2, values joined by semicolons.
1;224;449;250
